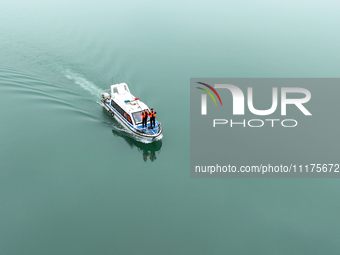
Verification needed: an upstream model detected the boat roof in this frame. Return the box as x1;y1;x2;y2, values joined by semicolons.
110;83;148;113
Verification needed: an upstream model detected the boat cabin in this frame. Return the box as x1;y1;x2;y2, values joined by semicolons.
110;83;149;126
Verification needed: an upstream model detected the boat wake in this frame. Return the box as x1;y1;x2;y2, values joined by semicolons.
62;69;102;99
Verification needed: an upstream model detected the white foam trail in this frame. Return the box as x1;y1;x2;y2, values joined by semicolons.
63;69;101;98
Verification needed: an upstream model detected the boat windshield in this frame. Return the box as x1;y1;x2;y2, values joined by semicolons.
132;110;149;124
132;111;143;124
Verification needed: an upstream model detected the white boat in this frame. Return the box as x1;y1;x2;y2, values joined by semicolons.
102;83;163;140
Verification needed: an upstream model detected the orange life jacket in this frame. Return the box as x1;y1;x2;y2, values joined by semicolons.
149;110;156;118
142;111;147;118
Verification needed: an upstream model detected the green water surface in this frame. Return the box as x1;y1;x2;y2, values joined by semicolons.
1;1;340;254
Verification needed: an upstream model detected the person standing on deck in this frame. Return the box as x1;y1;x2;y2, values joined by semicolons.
149;108;156;128
142;110;148;128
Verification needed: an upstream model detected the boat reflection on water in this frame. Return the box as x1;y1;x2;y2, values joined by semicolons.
111;129;162;162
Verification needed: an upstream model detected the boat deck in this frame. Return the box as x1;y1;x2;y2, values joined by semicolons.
136;122;160;135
